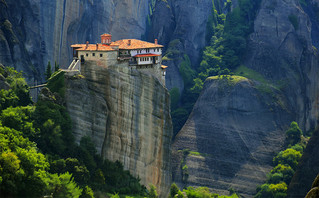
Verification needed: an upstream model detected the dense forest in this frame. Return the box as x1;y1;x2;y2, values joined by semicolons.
0;65;145;197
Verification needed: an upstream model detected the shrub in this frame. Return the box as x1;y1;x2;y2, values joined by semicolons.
286;121;303;146
273;148;302;169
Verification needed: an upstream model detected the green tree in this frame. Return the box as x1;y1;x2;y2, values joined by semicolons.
0;67;32;108
46;172;82;198
0;89;19;111
55;61;60;72
147;184;158;198
271;164;295;184
1;106;37;139
179;54;196;88
46;61;52;80
79;186;94;198
169;183;183;198
273;148;302;170
0;125;50;197
34;100;74;156
286;121;303;146
184;187;211;198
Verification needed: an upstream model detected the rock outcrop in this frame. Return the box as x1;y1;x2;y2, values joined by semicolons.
172;77;289;197
245;0;319;132
64;61;172;196
287;128;319;198
172;0;319;197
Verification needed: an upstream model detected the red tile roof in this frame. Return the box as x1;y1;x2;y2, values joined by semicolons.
113;39;163;49
161;65;168;69
101;33;112;37
71;44;117;51
71;39;163;51
134;53;161;57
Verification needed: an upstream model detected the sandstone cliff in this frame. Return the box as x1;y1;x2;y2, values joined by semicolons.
171;0;319;197
148;0;217;91
64;61;172;196
172;77;289;197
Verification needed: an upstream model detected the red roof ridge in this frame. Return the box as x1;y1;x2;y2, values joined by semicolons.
134;53;161;57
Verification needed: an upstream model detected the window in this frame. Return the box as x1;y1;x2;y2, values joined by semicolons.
146;49;150;53
92;53;95;56
100;54;103;57
86;53;88;57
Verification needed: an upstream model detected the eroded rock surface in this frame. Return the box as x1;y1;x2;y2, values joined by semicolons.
149;0;215;90
64;61;172;196
172;0;319;197
172;77;289;197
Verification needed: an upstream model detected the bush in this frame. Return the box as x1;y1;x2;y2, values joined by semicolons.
147;184;158;198
271;164;294;184
273;148;302;170
286;121;303;146
169;183;184;198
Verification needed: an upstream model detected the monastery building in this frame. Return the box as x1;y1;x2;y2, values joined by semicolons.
69;34;167;85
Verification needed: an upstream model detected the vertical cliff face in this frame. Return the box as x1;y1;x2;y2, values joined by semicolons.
171;0;319;197
148;0;215;90
1;0;152;82
64;61;172;196
0;0;42;82
172;77;290;197
245;0;319;131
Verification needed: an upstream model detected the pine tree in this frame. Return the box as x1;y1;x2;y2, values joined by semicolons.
45;61;52;81
54;61;59;72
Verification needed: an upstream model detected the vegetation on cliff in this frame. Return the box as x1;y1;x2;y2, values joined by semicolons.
0;66;146;198
255;122;308;198
168;183;239;198
170;0;262;135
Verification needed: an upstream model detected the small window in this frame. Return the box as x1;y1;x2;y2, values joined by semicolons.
93;53;95;56
86;53;88;57
100;54;103;57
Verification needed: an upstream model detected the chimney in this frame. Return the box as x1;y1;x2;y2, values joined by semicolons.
128;39;131;46
155;39;158;45
96;43;99;51
86;41;89;49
